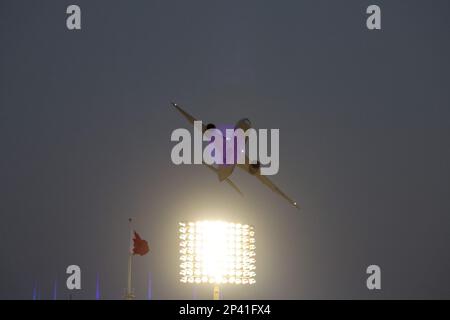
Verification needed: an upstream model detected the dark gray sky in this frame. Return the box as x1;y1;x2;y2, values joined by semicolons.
1;0;449;299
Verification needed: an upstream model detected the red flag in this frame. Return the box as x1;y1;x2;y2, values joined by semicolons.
132;231;149;256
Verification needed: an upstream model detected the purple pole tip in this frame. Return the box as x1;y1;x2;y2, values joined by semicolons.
96;274;100;300
147;272;152;300
32;284;37;301
53;280;57;300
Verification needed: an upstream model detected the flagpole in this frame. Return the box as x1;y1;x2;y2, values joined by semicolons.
125;218;135;300
125;254;134;299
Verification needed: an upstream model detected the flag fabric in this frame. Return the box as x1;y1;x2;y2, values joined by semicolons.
132;231;149;256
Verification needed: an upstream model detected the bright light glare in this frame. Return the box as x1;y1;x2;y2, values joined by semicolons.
179;221;256;285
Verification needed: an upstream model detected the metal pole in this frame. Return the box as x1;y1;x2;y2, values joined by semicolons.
125;254;135;299
213;285;220;300
125;218;135;300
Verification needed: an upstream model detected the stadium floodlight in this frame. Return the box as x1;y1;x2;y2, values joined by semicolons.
178;220;256;299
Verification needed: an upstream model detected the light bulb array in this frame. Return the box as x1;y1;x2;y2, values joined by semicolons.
179;221;256;285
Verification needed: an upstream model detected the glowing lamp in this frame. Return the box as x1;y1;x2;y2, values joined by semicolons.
178;220;256;292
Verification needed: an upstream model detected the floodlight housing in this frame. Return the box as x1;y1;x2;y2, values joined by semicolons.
178;220;256;285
